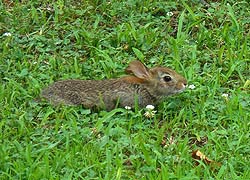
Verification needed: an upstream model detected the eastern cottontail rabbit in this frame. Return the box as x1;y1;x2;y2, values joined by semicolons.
41;60;187;111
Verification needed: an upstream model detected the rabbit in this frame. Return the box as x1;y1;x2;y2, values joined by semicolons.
41;60;187;111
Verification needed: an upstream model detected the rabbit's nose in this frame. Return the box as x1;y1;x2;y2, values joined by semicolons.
182;82;187;88
182;80;187;88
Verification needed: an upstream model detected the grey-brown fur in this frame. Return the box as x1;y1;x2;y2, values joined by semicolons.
41;61;187;111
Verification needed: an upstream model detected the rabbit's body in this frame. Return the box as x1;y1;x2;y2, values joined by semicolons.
41;61;187;111
42;79;157;110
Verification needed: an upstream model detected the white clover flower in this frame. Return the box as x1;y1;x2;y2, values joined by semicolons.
144;105;157;118
221;93;229;98
146;105;155;110
188;84;196;90
222;93;229;101
144;110;157;118
125;106;131;110
3;32;12;37
167;12;174;17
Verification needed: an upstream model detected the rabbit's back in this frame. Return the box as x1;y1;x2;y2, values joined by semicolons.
41;79;156;110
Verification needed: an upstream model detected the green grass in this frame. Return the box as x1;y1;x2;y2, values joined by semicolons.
1;0;250;179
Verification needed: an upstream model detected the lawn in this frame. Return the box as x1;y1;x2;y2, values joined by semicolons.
0;0;249;179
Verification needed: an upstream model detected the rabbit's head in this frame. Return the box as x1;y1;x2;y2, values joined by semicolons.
125;60;187;98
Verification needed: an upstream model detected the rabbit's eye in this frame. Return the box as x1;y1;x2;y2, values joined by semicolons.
163;75;172;82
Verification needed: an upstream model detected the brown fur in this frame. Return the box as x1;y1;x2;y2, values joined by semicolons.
41;61;187;111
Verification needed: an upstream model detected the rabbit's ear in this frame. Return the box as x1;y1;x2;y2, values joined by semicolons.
125;61;151;79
